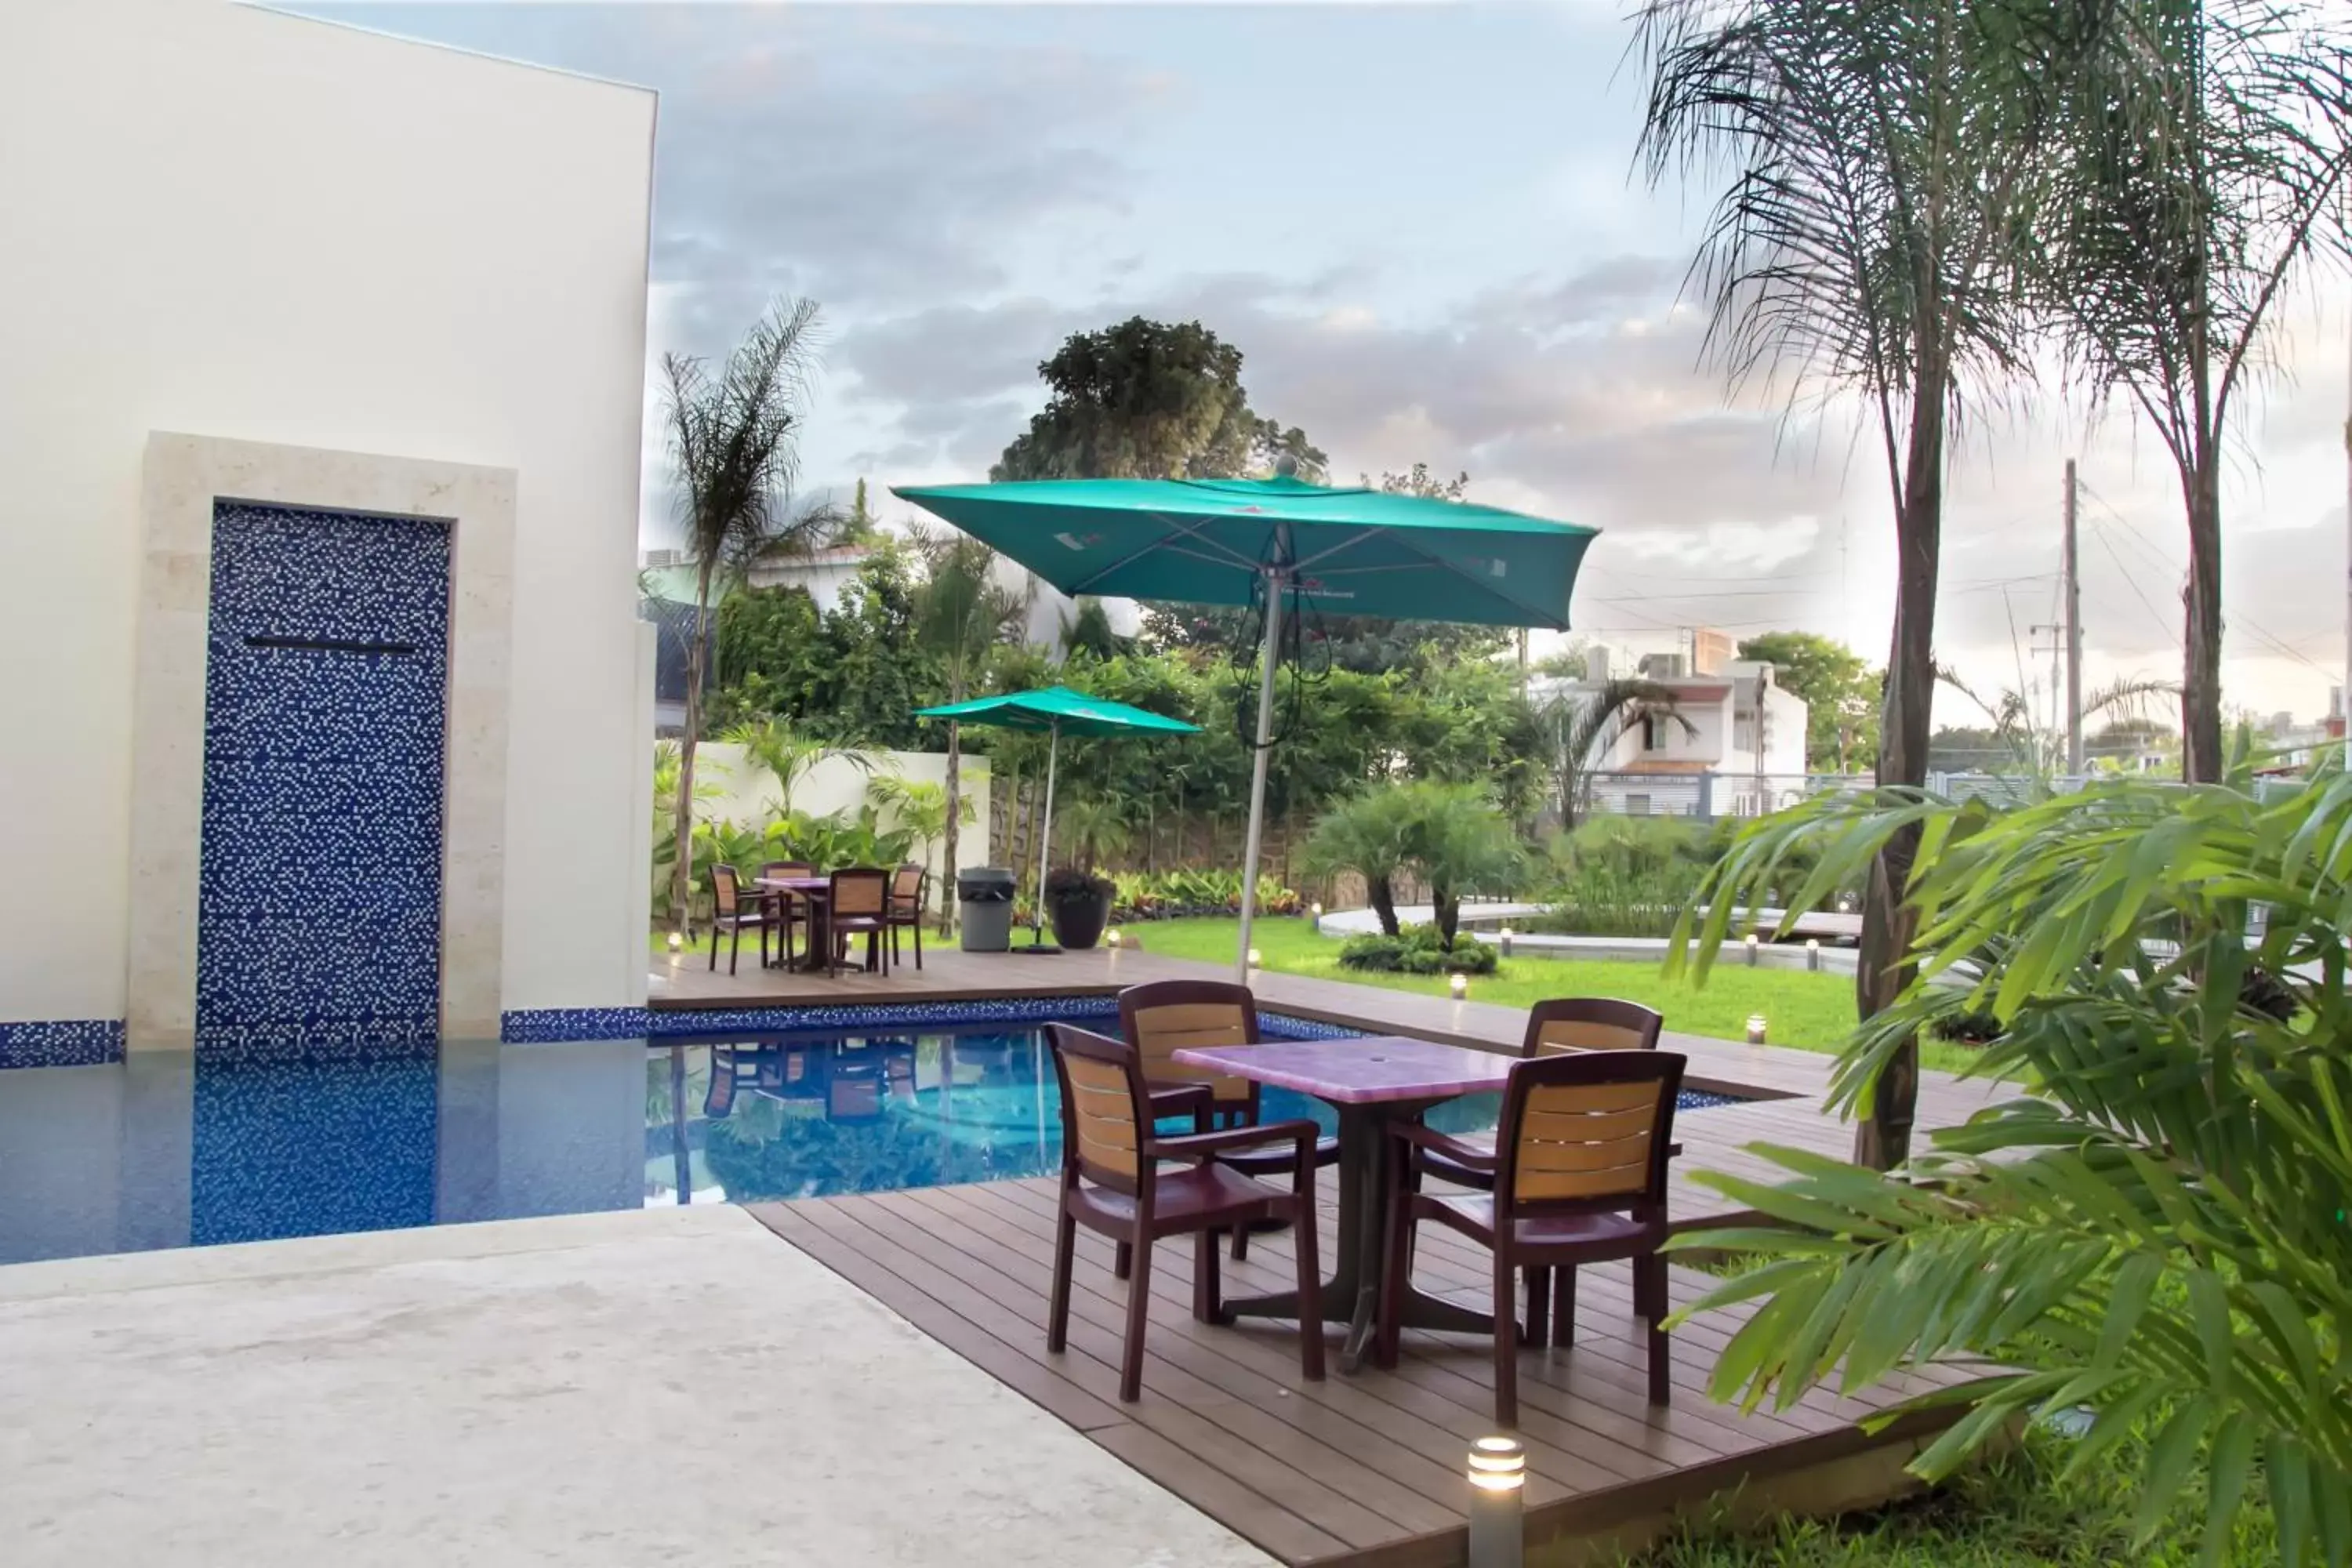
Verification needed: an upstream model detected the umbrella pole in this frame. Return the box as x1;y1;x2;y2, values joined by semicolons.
1234;574;1283;982
1024;718;1062;952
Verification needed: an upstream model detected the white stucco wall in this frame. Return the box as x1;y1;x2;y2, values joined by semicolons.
0;0;655;1026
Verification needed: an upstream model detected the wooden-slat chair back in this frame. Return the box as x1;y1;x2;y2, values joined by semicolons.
762;859;814;884
829;867;889;917
891;863;925;905
710;863;744;918
1494;1050;1683;1214
1048;1025;1149;1189
1119;979;1258;1105
1522;997;1665;1058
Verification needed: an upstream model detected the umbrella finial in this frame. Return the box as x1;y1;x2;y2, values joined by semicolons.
1273;454;1298;479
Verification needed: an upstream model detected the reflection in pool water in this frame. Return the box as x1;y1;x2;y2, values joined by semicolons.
0;1018;1734;1266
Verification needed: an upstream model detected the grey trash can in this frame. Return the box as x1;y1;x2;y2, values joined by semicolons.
957;867;1018;952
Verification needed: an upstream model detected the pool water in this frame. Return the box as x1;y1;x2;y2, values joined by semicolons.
0;1018;1737;1267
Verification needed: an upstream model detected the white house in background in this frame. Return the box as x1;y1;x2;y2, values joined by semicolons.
1;0;656;1052
1530;633;1811;818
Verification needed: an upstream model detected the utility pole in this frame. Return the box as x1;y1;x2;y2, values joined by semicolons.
2063;458;2084;777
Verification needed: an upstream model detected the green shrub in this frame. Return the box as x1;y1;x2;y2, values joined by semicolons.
1339;922;1496;975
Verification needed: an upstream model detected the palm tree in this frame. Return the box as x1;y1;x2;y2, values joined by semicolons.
1301;788;1416;936
1667;760;2352;1561
719;717;875;820
1635;0;2088;1167
2034;0;2352;782
1051;796;1132;872
909;526;1030;934
1537;677;1693;832
659;297;836;941
1934;666;2180;779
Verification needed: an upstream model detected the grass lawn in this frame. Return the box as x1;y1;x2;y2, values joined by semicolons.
1128;916;1953;1060
1639;1429;2274;1566
652;911;1981;1068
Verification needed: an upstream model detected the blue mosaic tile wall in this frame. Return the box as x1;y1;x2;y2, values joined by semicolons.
0;1020;125;1069
196;503;451;1049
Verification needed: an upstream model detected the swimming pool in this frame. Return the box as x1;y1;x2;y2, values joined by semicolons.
0;1005;1740;1266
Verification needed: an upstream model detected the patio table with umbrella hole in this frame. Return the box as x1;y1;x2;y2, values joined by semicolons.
913;684;1199;952
895;467;1599;975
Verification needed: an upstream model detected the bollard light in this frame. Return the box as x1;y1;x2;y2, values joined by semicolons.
1310;900;1324;919
1805;937;1820;971
1498;924;1514;957
1246;947;1262;969
1744;931;1760;967
1107;928;1122;949
1746;1014;1768;1045
1449;972;1469;1000
1466;1436;1526;1567
666;931;683;953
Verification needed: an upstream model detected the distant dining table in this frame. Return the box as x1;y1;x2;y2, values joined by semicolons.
1169;1035;1516;1372
753;874;850;975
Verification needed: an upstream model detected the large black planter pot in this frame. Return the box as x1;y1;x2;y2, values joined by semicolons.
1049;887;1111;950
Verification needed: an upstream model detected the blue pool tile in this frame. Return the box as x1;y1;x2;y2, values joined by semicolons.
0;1020;125;1069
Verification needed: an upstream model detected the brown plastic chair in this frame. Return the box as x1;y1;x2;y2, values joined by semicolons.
1415;999;1671;1335
887;864;927;971
1378;1049;1684;1426
706;865;774;975
1047;1024;1327;1402
826;868;891;978
760;860;815;966
1418;998;1666;1181
1118;979;1340;1264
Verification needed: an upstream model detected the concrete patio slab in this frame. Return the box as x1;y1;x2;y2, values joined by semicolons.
0;1207;1276;1568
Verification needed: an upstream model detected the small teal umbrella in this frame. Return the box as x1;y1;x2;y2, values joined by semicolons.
915;685;1200;951
896;470;1599;974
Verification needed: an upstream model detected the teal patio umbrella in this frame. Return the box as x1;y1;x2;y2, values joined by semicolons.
915;684;1200;952
895;470;1599;976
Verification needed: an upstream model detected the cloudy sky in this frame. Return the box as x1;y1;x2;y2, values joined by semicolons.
323;1;2352;722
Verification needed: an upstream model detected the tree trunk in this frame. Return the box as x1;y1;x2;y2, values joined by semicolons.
940;705;963;937
667;561;715;939
2180;439;2225;782
1368;874;1400;937
1856;372;1947;1171
1432;884;1460;945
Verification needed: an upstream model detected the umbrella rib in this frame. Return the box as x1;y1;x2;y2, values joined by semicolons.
1069;509;1264;594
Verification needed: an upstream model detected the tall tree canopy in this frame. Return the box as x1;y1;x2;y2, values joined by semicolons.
992;317;1325;482
1737;630;1882;772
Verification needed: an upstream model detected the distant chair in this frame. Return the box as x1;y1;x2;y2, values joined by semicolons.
1521;997;1665;1058
1046;1024;1326;1402
1415;998;1670;1328
1119;978;1339;1264
826;868;892;978
887;863;927;971
1379;1049;1684;1425
706;865;775;975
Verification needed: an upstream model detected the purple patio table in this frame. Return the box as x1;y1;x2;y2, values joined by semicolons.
1171;1035;1515;1371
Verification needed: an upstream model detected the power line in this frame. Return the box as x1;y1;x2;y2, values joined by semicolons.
2081;484;2336;681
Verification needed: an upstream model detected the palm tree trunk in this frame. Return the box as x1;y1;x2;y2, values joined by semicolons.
668;561;714;939
1856;368;1946;1171
2181;450;2224;782
1368;874;1399;937
1432;884;1460;945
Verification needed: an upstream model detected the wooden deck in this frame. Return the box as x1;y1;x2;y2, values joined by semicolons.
678;939;2002;1561
748;1178;1979;1566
